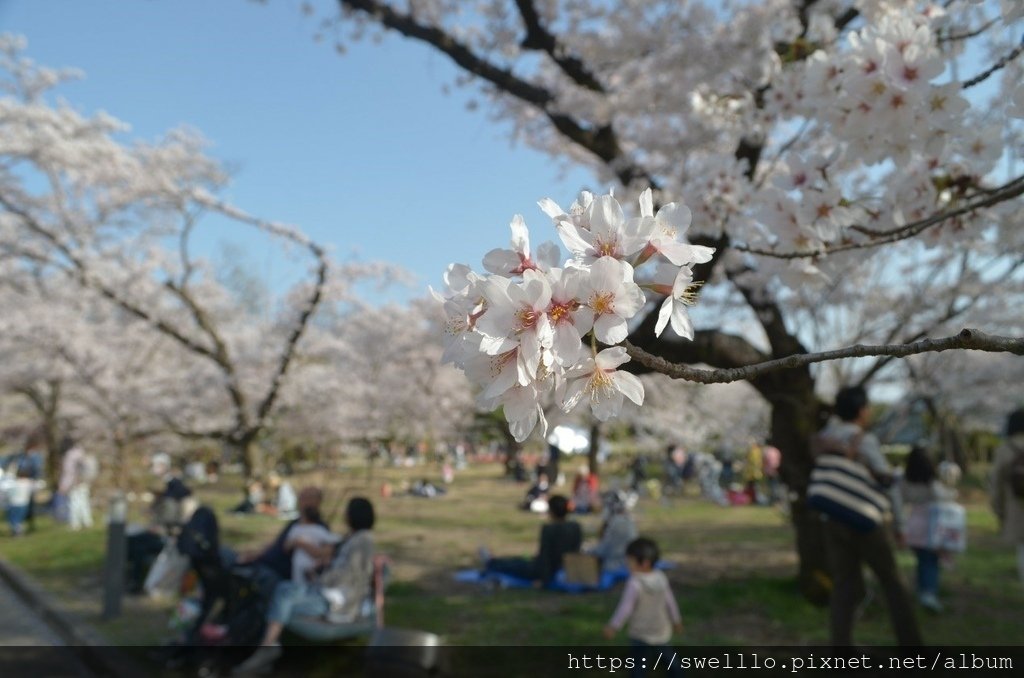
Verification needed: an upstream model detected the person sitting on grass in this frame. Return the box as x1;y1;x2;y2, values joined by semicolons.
521;472;550;513
480;494;582;587
232;497;376;675
571;465;601;513
603;537;683;677
589;491;638;573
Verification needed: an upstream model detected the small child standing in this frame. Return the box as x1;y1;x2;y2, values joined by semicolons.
603;537;682;678
5;466;38;536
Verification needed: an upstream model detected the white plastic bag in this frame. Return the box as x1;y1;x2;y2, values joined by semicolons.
144;543;190;599
930;501;967;553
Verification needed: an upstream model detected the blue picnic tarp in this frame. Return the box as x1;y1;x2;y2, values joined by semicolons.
453;561;672;593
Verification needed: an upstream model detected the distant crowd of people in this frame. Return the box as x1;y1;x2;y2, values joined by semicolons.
492;390;1024;656
1;432;97;536
623;439;782;508
1;392;1022;666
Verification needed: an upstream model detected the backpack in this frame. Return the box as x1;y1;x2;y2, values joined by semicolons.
1010;443;1024;500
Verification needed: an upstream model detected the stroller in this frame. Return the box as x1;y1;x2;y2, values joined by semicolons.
162;506;268;672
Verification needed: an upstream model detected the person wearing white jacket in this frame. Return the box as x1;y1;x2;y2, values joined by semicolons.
59;438;95;530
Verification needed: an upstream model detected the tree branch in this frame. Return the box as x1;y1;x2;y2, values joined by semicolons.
938;18;998;44
254;248;328;428
735;173;1024;259
336;0;655;187
627;315;769;372
0;193;220;361
834;7;860;32
340;0;551;104
513;0;604;92
186;192;331;434
163;279;250;431
963;34;1024;89
624;328;1024;385
178;209;201;288
158;414;229;442
728;266;807;358
855;254;1024;386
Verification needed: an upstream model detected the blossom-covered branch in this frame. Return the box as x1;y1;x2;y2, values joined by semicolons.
734;173;1024;260
624;329;1024;386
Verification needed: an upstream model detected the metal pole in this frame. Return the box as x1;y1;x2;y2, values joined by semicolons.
101;492;127;620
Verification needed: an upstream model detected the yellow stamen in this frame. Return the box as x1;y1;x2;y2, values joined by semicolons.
675;281;703;306
590;292;615;315
596;238;619;257
515;307;539;332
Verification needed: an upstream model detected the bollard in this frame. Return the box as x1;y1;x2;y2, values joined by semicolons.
101;493;128;620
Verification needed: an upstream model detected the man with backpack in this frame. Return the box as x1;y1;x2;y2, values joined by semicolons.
991;407;1024;587
812;386;922;647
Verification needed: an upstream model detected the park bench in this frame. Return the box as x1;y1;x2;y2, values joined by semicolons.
365;627;449;677
284;554;389;642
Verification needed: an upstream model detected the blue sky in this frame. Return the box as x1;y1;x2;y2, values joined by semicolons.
1;0;595;300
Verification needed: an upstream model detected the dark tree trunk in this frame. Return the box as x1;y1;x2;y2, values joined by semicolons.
587;420;602;478
628;312;832;605
41;395;62;488
18;379;63;488
112;432;130;491
922;397;970;473
238;435;262;479
758;376;831;606
941;417;969;473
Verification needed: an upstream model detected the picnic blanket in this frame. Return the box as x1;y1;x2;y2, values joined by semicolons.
454;562;673;593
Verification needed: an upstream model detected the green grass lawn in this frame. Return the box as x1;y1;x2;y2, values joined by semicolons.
2;460;1022;648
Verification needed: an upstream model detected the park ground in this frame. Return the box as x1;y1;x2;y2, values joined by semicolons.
2;457;1022;655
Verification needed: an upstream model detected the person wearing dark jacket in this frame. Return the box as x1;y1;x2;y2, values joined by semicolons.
231;486;326;599
126;477;197;594
991;407;1024;587
482;495;582;586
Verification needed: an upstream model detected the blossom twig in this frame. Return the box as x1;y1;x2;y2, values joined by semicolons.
623;329;1024;384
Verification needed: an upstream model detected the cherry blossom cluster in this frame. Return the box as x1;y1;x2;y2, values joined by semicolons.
732;2;1022;286
434;189;715;442
799;9;972;168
